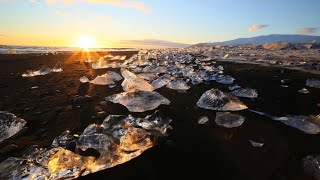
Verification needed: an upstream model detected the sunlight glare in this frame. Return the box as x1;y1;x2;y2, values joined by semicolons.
76;36;96;50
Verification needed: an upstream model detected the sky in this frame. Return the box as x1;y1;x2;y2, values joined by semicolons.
0;0;319;48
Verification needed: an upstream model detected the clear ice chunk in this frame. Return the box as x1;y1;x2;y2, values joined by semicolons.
298;88;309;94
197;116;209;124
0;111;27;142
231;88;258;98
22;67;53;77
249;140;264;148
137;73;159;81
52;62;63;72
196;89;248;111
215;112;245;128
121;68;154;92
229;84;241;91
216;75;235;84
0;112;171;179
90;71;123;85
79;76;90;83
167;79;190;91
106;91;170;112
152;75;172;89
306;79;320;88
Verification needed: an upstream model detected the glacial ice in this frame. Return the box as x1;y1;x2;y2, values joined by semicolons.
166;79;190;91
197;116;209;124
0;111;27;142
306;78;320;88
121;68;154;92
79;76;90;83
152;75;172;89
0;112;171;179
89;71;123;85
196;89;248;111
249;140;264;148
216;75;235;84
250;110;320;134
106;91;170;112
22;62;63;77
231;88;258;98
215;112;245;128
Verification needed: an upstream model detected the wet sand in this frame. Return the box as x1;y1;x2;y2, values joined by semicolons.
0;52;319;180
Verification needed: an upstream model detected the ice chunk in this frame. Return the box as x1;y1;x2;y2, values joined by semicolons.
215;112;245;128
298;88;309;94
231;88;258;98
197;116;209;124
121;68;154;92
249;140;264;148
52;62;63;72
106;91;170;112
90;71;123;85
0;112;172;179
306;79;320;88
152;75;172;89
0;111;27;142
303;155;320;180
250;110;320;134
22;67;52;77
137;73;158;81
229;84;241;91
216;75;235;84
167;79;190;91
79;76;89;83
196;89;248;111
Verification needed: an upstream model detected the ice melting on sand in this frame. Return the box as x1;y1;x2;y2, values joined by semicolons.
121;68;154;92
106;91;170;112
152;75;172;89
89;71;123;85
22;63;63;77
0;112;171;179
79;76;90;83
250;110;320;134
0;111;27;142
197;116;209;125
306;78;320;88
215;112;245;128
196;89;248;111
231;88;258;98
167;79;190;91
249;140;264;148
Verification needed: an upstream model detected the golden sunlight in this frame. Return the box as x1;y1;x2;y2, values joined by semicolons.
76;36;97;50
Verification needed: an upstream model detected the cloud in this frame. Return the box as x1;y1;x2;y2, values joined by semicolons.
116;39;191;48
29;0;39;4
55;9;69;16
96;15;112;23
46;0;151;13
298;27;318;35
248;24;269;32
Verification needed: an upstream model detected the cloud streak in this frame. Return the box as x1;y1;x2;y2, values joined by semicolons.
46;0;151;13
116;39;191;48
248;24;269;32
298;27;318;35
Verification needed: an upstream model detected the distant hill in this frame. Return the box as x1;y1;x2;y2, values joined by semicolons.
194;34;320;46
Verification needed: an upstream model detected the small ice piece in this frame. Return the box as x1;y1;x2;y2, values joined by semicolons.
229;84;241;91
197;89;248;111
31;86;39;89
152;75;172;89
0;111;27;142
231;88;258;98
249;140;264;148
22;67;53;77
223;54;229;59
106;91;170;112
216;75;235;84
215;112;245;128
52;62;63;72
197;116;209;124
306;79;320;88
167;79;190;91
303;154;320;180
137;73;158;81
121;68;154;92
79;76;89;83
298;88;309;94
90;71;123;85
250;110;320;134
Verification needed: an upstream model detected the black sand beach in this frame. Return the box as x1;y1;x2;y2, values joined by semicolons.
0;52;320;180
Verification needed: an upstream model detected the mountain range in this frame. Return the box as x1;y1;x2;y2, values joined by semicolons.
193;34;320;47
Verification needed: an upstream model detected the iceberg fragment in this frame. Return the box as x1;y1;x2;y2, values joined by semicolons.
231;88;258;98
196;89;248;111
0;111;27;142
215;112;245;128
121;68;154;92
106;91;170;112
306;79;320;88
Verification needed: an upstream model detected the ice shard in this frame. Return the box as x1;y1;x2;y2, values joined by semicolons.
0;111;27;142
152;75;172;89
90;71;123;85
306;79;320;88
106;91;170;112
215;112;245;128
196;89;248;111
167;79;190;91
121;68;154;92
231;88;258;98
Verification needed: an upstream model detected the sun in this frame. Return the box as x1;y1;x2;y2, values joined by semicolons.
76;36;97;50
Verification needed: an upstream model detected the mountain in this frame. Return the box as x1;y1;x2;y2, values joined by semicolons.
194;34;320;46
